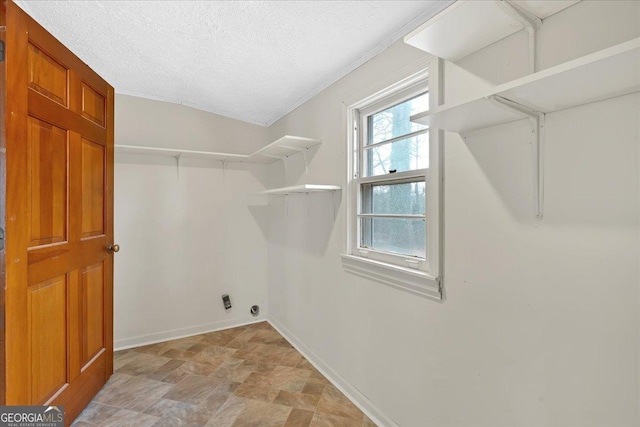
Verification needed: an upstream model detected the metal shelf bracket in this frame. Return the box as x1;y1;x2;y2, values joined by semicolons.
176;153;182;178
488;95;545;220
497;0;542;73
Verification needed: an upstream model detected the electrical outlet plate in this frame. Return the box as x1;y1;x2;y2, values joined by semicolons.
222;294;232;310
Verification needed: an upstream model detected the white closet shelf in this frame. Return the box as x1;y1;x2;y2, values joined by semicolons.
115;145;248;162
115;134;321;164
404;0;579;61
411;38;640;133
247;135;321;164
260;185;341;195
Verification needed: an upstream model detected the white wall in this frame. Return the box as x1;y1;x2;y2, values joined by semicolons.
114;95;270;348
267;2;640;426
115;95;268;154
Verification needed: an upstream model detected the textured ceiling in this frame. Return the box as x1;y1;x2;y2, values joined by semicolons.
15;0;450;126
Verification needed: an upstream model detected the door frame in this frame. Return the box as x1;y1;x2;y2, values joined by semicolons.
0;0;7;407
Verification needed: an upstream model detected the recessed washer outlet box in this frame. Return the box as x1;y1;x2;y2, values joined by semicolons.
250;305;259;317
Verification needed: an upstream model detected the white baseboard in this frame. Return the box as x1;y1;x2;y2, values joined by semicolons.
114;316;266;351
268;316;398;427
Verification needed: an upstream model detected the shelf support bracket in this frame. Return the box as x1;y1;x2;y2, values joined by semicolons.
488;95;545;220
222;159;227;186
176;153;182;179
302;149;309;183
497;1;542;73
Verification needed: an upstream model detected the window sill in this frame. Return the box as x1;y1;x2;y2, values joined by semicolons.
341;254;442;301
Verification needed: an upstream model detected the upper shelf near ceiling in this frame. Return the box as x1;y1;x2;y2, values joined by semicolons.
410;38;640;133
247;135;322;164
404;0;580;61
115;135;322;164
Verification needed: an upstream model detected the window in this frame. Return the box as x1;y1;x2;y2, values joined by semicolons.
343;68;442;299
359;92;428;262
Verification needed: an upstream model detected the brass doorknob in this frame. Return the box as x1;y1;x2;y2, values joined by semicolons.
107;244;120;254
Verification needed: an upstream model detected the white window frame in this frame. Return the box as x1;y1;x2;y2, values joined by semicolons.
341;60;443;300
355;87;428;269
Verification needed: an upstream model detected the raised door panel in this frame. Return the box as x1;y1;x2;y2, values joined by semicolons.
27;43;68;106
29;275;67;404
81;139;105;238
81;83;105;127
81;263;104;367
28;116;68;247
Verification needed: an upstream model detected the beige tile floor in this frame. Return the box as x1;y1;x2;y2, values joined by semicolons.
72;322;377;427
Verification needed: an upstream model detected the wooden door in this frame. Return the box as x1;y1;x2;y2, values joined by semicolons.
2;2;115;425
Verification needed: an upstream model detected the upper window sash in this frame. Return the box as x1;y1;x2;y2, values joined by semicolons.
358;90;429;179
365;92;429;147
359;126;429;178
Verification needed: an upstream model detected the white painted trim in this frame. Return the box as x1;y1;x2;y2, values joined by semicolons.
268;317;399;427
114;317;266;351
429;57;445;299
344;62;444;285
345;71;430;265
341;254;441;301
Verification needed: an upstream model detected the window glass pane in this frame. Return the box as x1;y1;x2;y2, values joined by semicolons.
368;93;428;145
362;181;425;215
361;217;426;258
365;132;428;176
